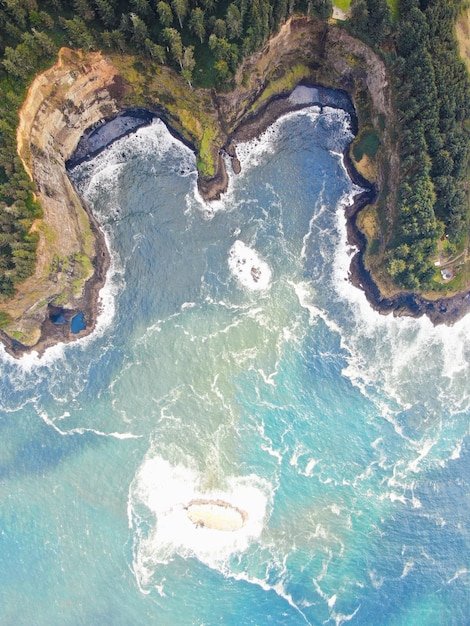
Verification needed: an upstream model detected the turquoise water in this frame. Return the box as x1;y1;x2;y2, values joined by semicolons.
1;106;469;626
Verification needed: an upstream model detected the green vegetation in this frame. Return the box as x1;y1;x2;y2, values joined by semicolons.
0;0;335;299
0;0;468;302
0;311;12;328
333;0;398;19
334;0;352;10
348;0;470;293
387;0;399;21
352;128;380;161
249;64;311;111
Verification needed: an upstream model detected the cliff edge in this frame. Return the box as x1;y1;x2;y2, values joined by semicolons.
0;18;423;356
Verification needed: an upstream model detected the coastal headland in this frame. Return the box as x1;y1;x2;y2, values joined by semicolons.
1;16;469;357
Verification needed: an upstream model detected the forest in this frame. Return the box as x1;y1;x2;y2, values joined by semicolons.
0;0;468;297
350;0;470;291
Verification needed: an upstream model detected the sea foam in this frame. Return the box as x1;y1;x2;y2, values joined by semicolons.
228;240;272;291
129;455;271;589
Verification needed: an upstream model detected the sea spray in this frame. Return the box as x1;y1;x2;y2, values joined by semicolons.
129;456;271;583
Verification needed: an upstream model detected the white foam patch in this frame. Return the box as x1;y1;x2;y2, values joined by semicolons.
446;568;469;584
38;409;141;439
245;105;351;168
228;240;272;291
323;179;470;427
129;456;271;588
292;280;344;337
322;106;355;151
234;106;323;172
74;118;196;216
400;560;415;579
231;569;312;624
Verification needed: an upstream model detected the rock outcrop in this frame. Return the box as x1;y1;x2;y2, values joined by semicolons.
4;49;121;353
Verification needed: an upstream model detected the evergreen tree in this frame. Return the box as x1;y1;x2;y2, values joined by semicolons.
212;18;226;39
60;16;96;49
101;28;126;51
131;0;152;19
273;0;289;28
73;0;95;22
130;13;149;49
189;8;205;44
226;4;242;40
171;0;188;29
163;26;183;67
310;0;333;20
94;0;117;28
157;1;173;27
366;0;391;44
145;38;166;63
181;45;195;85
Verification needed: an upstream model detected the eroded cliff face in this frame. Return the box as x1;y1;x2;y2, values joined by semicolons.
200;18;395;199
3;18;395;355
4;48;121;350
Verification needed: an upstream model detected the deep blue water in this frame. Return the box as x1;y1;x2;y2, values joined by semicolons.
71;312;86;334
0;101;469;626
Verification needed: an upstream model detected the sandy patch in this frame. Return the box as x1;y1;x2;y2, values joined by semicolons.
456;8;470;72
333;7;349;21
185;499;247;531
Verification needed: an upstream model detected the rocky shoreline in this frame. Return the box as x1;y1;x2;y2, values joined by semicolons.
5;92;469;359
342;149;470;326
212;88;470;327
71;95;470;339
3;19;469;358
0;195;110;359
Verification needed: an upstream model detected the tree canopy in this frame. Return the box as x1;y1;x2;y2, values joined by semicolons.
0;0;468;297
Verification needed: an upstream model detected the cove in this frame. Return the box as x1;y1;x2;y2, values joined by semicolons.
1;98;468;626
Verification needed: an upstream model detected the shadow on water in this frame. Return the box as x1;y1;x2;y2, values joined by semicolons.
0;412;103;480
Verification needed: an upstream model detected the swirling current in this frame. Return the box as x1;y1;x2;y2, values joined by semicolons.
0;104;469;626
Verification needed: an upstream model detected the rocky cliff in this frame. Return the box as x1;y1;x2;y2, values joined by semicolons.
3;18;395;355
1;48;123;353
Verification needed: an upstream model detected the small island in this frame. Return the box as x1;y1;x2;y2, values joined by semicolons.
184;499;247;531
0;2;469;357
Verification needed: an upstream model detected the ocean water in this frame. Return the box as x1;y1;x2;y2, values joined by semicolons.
1;105;469;626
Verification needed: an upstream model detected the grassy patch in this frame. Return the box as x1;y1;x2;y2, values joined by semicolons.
72;278;84;296
353;128;380;161
456;8;470;74
333;0;350;10
249;64;311;115
197;126;219;178
0;311;12;329
39;221;57;247
52;291;68;306
178;109;204;143
387;0;399;20
74;253;93;279
333;0;398;19
357;205;379;248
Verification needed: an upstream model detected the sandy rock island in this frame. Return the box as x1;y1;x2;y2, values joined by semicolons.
184;499;248;532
